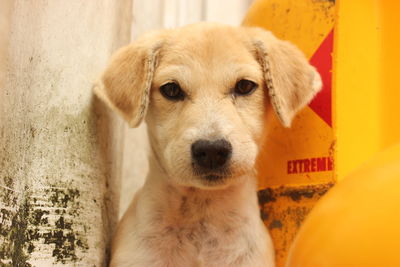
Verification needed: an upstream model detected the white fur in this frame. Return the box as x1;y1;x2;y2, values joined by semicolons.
111;156;274;267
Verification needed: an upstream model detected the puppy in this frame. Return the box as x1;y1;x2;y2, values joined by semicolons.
94;22;321;267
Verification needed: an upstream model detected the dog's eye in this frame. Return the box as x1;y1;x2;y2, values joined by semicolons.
234;79;258;96
160;82;185;101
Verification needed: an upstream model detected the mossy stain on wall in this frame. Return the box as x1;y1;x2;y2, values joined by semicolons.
0;186;89;265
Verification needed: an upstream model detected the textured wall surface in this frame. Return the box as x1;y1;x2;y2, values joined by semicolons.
0;1;131;266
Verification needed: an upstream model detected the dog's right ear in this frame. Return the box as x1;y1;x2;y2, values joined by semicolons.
93;31;166;128
247;27;322;128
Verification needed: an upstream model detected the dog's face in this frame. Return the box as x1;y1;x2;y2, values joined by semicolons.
95;23;322;189
148;26;266;188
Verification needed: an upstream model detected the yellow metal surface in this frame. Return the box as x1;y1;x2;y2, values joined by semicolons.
243;0;334;58
287;143;400;267
256;107;334;188
336;0;400;180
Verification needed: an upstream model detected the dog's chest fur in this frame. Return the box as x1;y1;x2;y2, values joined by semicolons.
126;180;271;267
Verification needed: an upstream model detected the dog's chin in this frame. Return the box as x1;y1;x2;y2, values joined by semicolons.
165;163;252;190
196;174;229;189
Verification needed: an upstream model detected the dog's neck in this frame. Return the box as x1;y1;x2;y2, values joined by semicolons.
139;152;261;226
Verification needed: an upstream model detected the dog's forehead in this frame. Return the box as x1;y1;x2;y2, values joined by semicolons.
154;25;262;89
161;25;254;64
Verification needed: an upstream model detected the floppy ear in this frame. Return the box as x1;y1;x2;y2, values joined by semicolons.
93;31;165;127
248;28;322;127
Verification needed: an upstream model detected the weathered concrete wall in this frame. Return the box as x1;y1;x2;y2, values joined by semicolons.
0;1;131;266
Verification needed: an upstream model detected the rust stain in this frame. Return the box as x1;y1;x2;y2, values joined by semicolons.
258;182;334;266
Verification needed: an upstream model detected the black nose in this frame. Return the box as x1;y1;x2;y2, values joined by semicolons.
191;139;232;170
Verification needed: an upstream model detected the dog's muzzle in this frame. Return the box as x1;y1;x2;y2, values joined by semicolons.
191;139;232;175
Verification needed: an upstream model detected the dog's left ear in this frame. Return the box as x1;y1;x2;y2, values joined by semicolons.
247;28;322;127
93;31;166;127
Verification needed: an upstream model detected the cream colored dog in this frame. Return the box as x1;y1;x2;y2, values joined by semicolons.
95;23;321;267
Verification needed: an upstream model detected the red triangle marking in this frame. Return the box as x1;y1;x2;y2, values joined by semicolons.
309;29;334;127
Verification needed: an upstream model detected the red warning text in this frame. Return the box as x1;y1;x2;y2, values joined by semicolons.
287;157;333;174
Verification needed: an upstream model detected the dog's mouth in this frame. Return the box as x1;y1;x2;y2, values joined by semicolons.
203;174;225;181
192;162;231;174
194;167;232;183
190;161;234;186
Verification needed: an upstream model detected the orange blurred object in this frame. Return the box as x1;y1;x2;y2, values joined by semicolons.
287;143;400;267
